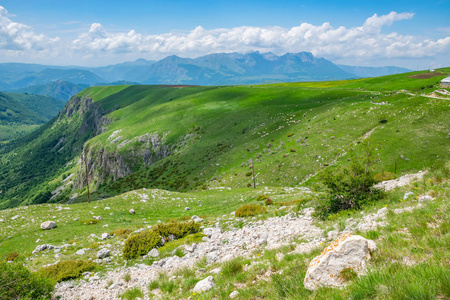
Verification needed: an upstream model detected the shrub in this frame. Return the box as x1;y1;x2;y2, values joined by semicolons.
265;198;273;205
245;171;253;177
110;228;132;239
39;259;96;282
79;219;100;225
152;221;201;239
374;172;396;182
119;287;143;300
5;251;19;262
123;230;162;260
0;262;54;299
316;140;384;219
235;204;266;217
256;194;270;201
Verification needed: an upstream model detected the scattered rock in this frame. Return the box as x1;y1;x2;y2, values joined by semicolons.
101;233;111;240
75;249;86;255
148;249;160;258
129;209;135;214
97;248;110;259
403;192;414;200
93;216;102;220
11;215;20;220
32;244;54;254
418;195;433;204
191;215;204;223
185;207;190;211
367;240;377;252
41;221;57;230
230;291;239;299
193;276;215;293
304;233;372;290
374;171;426;191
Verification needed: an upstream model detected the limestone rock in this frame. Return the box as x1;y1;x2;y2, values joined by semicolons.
367;239;377;252
93;216;102;220
101;233;111;240
418;195;433;204
129;209;135;214
185;207;190;211
75;249;86;255
193;276;215;293
97;248;110;259
32;244;54;254
148;248;160;258
230;291;239;299
191;215;204;223
304;233;372;290
41;221;57;230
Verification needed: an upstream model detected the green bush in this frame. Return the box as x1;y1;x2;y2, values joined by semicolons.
39;259;96;282
316;140;384;219
0;262;54;299
152;221;200;239
235;204;266;217
123;230;162;259
5;251;19;262
265;198;273;205
79;219;100;225
110;228;132;238
256;194;270;201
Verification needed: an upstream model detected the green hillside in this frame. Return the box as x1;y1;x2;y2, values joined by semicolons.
0;69;449;209
0;92;65;143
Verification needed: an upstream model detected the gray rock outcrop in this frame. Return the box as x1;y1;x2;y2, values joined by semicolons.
41;221;57;230
193;276;215;293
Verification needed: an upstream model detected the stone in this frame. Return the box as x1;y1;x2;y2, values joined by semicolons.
129;209;135;214
367;240;377;252
101;233;111;240
418;195;433;204
11;215;20;220
327;230;339;240
191;215;204;223
184;244;195;253
93;216;102;220
32;244;54;254
203;227;222;238
207;252;219;264
97;248;110;259
75;249;86;255
304;233;372;290
193;276;215;293
403;192;414;200
210;268;221;274
230;291;239;299
40;221;57;230
36;239;41;243
185;207;190;211
148;248;160;258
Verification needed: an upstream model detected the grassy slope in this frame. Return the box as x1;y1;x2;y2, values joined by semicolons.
73;68;450;201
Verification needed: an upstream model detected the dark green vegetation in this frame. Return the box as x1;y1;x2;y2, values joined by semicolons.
123;221;200;259
0;91;64;143
316;140;385;219
0;68;449;209
0;262;54;299
39;259;96;283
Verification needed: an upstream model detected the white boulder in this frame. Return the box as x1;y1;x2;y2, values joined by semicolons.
97;248;110;259
148;248;160;258
40;221;57;230
101;233;111;240
193;276;215;293
304;233;372;290
129;209;135;214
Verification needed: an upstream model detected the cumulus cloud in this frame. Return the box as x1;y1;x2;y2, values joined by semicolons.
72;11;450;62
0;5;59;53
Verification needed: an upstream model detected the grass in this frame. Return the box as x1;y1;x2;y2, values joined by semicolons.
119;287;144;300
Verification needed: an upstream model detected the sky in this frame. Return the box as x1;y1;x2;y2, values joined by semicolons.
0;0;449;69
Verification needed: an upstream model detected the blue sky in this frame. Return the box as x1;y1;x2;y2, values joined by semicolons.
0;0;449;68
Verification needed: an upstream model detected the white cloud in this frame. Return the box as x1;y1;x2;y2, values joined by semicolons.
0;6;59;54
71;11;450;64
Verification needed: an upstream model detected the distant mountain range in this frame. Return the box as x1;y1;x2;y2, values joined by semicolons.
0;52;411;100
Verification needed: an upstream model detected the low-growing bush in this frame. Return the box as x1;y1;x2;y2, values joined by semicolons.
315;140;384;219
39;260;96;282
374;172;396;182
79;219;100;225
152;221;201;239
256;194;270;201
110;228;132;239
123;230;162;259
245;171;253;177
235;204;266;217
0;262;54;299
265;198;273;205
5;251;19;262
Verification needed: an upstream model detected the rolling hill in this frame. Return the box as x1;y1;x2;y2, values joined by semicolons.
0;68;448;209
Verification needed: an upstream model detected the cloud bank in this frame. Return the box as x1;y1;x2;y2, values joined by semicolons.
0;5;449;67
